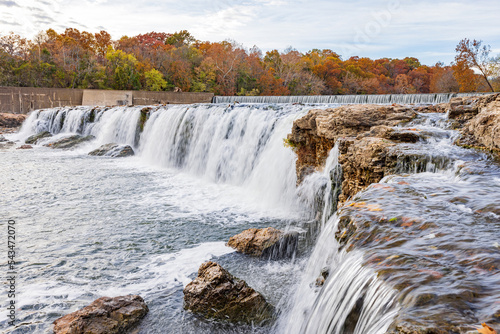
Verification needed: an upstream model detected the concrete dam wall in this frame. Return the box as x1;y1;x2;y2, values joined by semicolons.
0;87;214;114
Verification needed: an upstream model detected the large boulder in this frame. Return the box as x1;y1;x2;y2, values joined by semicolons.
53;295;148;334
337;137;398;204
287;104;417;207
287;104;416;184
183;261;274;324
88;143;135;157
0;113;27;128
25;131;52;144
451;93;500;152
45;135;95;149
227;227;298;258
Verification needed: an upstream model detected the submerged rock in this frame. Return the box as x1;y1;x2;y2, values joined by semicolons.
0;135;15;148
45;135;95;149
53;295;148;334
227;227;299;258
88;143;135;157
25;131;52;144
17;144;33;149
450;93;500;153
183;261;274;324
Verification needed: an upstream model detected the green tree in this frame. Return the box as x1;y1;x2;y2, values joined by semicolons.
144;68;167;91
105;47;141;90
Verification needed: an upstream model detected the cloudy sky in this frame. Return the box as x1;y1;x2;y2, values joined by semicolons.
1;0;499;65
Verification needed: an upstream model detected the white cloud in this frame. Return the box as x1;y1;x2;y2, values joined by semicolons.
0;0;499;65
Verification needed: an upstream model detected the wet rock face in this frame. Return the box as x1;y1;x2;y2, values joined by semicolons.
288;104;416;185
25;131;52;144
53;295;148;334
183;261;274;324
227;227;298;258
89;143;135;158
288;104;416;205
45;135;95;149
0;113;27;128
450;94;500;152
447;93;500;153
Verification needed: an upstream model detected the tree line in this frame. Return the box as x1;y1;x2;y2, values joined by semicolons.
0;29;499;95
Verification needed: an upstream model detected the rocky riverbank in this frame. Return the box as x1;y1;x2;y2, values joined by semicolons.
288;94;500;207
287;95;500;334
0;112;26;134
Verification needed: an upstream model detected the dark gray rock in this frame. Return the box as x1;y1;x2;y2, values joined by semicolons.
45;135;95;149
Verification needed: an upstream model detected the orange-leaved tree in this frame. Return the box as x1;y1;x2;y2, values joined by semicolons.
455;38;494;92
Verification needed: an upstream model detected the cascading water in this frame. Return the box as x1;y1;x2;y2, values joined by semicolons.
276;146;399;334
4;101;499;333
138;104;302;210
15;106;142;147
213;92;492;105
279;111;500;334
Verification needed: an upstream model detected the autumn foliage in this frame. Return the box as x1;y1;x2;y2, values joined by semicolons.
0;29;498;95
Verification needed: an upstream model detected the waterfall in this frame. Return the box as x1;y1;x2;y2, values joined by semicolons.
17;103;404;333
138;104;305;210
17;103;317;213
16;106;142;147
276;147;399;334
213;92;492;105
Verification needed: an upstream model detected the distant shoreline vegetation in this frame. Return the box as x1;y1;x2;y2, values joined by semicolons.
0;29;498;96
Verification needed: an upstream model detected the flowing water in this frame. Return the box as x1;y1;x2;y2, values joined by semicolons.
1;103;499;333
213;92;493;104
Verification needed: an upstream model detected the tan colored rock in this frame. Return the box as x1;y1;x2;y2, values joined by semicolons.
0;113;27;128
288;104;416;184
459;94;500;152
338;137;397;204
227;227;298;258
447;93;500;152
183;261;274;324
416;103;448;113
288;104;416;205
53;295;148;334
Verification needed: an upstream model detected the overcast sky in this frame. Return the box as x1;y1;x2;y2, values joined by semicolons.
1;0;499;65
